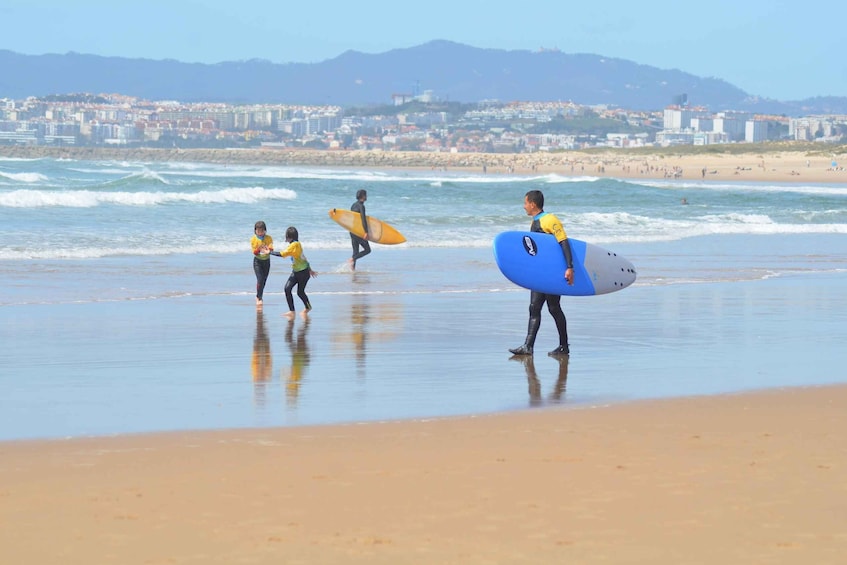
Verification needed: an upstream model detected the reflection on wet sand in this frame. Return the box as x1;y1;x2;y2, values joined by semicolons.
350;301;368;378
251;311;273;406
283;318;311;407
509;355;569;406
331;293;403;379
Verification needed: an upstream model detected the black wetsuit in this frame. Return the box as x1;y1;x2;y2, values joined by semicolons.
254;257;270;300
350;199;371;266
284;269;312;312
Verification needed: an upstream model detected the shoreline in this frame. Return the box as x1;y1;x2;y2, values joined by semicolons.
2;144;846;183
2;384;845;563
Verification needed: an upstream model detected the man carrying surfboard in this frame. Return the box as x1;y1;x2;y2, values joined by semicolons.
509;190;574;357
348;189;371;270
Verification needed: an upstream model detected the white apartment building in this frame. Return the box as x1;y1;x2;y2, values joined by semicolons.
693;131;729;145
745;120;768;143
662;106;710;130
690;117;713;132
656;130;695;146
788;116;846;141
713;112;750;142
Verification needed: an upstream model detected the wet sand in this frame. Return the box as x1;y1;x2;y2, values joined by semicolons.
2;384;846;564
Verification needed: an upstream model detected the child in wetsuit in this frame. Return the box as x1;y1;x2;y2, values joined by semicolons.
250;221;274;307
272;226;317;320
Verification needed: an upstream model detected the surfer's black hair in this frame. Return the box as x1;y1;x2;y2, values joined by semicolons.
356;189;367;200
254;220;267;231
286;226;299;241
525;190;544;209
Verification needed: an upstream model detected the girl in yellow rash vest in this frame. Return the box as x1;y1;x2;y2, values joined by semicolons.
250;220;274;307
272;226;318;320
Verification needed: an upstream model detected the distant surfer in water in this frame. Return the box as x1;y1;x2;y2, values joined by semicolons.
509;190;574;357
348;189;371;270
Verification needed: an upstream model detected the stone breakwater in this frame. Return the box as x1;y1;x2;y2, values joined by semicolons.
0;146;565;171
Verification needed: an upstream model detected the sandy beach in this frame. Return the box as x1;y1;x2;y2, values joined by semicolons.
1;144;846;184
1;385;845;564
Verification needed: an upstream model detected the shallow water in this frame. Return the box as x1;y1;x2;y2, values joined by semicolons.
2;158;847;440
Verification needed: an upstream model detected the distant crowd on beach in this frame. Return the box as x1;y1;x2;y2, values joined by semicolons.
1;145;845;184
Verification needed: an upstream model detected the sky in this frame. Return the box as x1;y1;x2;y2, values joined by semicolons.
2;0;844;101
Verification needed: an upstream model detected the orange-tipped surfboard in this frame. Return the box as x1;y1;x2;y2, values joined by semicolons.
328;209;406;245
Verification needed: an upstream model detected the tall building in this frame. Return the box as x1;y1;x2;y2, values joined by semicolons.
663;106;710;130
745;120;768;143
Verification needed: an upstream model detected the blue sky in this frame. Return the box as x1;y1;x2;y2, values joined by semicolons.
2;0;844;101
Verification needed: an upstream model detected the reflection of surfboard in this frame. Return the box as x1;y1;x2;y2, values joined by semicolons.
493;231;636;296
328;209;406;245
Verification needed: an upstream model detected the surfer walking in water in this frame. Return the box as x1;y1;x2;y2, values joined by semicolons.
509;190;574;357
348;189;371;270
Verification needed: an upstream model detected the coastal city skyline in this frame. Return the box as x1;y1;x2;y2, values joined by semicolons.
2;0;845;101
2;93;846;150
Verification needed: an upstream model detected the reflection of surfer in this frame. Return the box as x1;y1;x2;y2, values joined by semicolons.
510;355;569;406
251;311;272;405
351;297;370;378
284;318;311;406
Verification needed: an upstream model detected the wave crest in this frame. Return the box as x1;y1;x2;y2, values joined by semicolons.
0;186;297;208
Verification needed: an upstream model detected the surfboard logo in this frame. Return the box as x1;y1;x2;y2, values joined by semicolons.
521;235;538;256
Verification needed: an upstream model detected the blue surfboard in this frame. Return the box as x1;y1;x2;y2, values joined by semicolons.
493;231;637;296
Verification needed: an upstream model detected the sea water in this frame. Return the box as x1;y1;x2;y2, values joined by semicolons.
2;157;847;440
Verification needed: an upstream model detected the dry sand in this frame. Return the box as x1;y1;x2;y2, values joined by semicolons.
2;145;846;184
2;385;846;564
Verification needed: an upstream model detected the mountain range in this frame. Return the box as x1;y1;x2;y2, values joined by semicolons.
1;40;845;115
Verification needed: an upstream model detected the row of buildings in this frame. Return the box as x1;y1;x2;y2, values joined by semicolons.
659;106;846;146
1;93;845;151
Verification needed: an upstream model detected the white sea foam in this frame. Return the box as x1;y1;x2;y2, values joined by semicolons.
0;171;49;183
631;178;847;197
544;174;602;184
0;186;297;208
564;210;847;244
93;164;545;185
109;170;171;185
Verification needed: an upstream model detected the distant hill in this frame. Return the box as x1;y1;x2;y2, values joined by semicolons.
1;41;845;115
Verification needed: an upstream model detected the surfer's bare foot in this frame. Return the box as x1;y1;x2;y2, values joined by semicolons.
299;309;310;320
283;311;295;320
347;258;356;271
256;298;263;306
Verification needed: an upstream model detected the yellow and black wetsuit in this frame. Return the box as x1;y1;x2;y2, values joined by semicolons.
519;211;573;354
250;234;274;300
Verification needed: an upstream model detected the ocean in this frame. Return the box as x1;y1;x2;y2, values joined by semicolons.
2;156;847;440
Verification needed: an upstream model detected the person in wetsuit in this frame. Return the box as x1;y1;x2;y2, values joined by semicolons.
509;190;574;357
348;189;370;270
272;226;317;320
250;220;274;307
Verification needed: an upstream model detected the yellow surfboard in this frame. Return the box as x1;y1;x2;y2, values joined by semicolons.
328;208;406;245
